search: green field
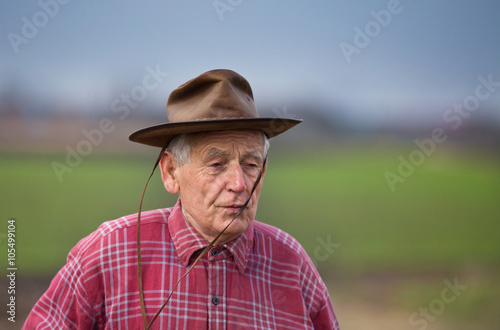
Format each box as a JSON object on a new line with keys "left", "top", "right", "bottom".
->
{"left": 2, "top": 145, "right": 499, "bottom": 328}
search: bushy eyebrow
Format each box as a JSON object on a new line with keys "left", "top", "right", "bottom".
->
{"left": 205, "top": 148, "right": 229, "bottom": 160}
{"left": 245, "top": 151, "right": 264, "bottom": 161}
{"left": 204, "top": 148, "right": 263, "bottom": 162}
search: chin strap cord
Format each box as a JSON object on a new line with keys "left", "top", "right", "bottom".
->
{"left": 137, "top": 150, "right": 267, "bottom": 330}
{"left": 137, "top": 147, "right": 166, "bottom": 329}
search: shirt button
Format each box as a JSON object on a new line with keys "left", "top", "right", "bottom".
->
{"left": 212, "top": 296, "right": 220, "bottom": 305}
{"left": 211, "top": 249, "right": 219, "bottom": 257}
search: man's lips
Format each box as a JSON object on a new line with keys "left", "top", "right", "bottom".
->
{"left": 221, "top": 204, "right": 245, "bottom": 212}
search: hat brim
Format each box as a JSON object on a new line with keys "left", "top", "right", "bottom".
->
{"left": 129, "top": 117, "right": 302, "bottom": 148}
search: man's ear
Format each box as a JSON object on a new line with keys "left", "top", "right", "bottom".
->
{"left": 159, "top": 151, "right": 180, "bottom": 194}
{"left": 258, "top": 157, "right": 268, "bottom": 185}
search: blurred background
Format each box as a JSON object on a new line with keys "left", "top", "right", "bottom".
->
{"left": 1, "top": 1, "right": 499, "bottom": 329}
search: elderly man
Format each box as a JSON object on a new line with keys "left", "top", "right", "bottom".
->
{"left": 24, "top": 69, "right": 339, "bottom": 329}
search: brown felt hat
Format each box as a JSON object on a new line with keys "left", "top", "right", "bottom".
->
{"left": 129, "top": 69, "right": 302, "bottom": 148}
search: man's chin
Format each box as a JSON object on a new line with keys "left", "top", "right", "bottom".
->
{"left": 218, "top": 217, "right": 251, "bottom": 234}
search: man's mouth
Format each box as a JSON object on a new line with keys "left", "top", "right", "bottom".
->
{"left": 223, "top": 204, "right": 245, "bottom": 213}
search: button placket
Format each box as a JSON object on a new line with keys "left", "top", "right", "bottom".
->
{"left": 208, "top": 249, "right": 226, "bottom": 329}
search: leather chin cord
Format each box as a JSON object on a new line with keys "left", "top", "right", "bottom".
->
{"left": 136, "top": 147, "right": 267, "bottom": 330}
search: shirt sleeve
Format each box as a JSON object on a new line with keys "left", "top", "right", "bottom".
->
{"left": 299, "top": 248, "right": 340, "bottom": 330}
{"left": 312, "top": 297, "right": 340, "bottom": 330}
{"left": 23, "top": 241, "right": 100, "bottom": 329}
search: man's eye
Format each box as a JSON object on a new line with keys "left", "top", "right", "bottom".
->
{"left": 210, "top": 162, "right": 223, "bottom": 168}
{"left": 244, "top": 163, "right": 259, "bottom": 169}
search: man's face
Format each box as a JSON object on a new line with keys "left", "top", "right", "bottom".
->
{"left": 162, "top": 130, "right": 266, "bottom": 245}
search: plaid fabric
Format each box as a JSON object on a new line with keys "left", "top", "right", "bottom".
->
{"left": 24, "top": 200, "right": 339, "bottom": 329}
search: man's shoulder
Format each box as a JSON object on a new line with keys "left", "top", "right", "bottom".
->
{"left": 251, "top": 220, "right": 325, "bottom": 284}
{"left": 97, "top": 208, "right": 173, "bottom": 235}
{"left": 252, "top": 220, "right": 308, "bottom": 260}
{"left": 70, "top": 208, "right": 173, "bottom": 259}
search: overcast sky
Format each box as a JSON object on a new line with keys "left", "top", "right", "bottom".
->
{"left": 1, "top": 0, "right": 499, "bottom": 127}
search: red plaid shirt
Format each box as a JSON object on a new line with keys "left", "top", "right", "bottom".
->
{"left": 24, "top": 200, "right": 339, "bottom": 329}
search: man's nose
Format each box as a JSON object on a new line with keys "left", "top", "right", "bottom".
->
{"left": 226, "top": 164, "right": 246, "bottom": 193}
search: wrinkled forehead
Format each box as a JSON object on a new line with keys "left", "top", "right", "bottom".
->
{"left": 188, "top": 130, "right": 266, "bottom": 158}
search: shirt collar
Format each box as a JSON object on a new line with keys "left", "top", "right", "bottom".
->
{"left": 168, "top": 199, "right": 254, "bottom": 274}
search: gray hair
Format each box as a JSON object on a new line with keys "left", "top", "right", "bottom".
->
{"left": 166, "top": 131, "right": 270, "bottom": 165}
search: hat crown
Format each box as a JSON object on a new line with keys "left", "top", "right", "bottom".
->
{"left": 129, "top": 69, "right": 302, "bottom": 148}
{"left": 167, "top": 69, "right": 259, "bottom": 123}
